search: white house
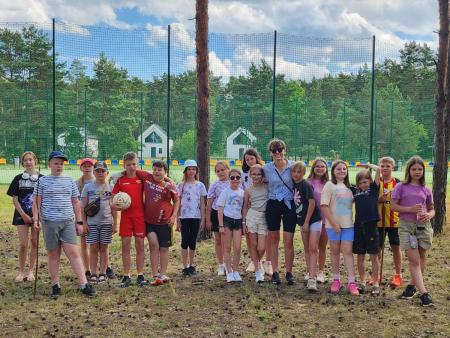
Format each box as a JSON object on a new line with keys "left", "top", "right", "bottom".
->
{"left": 57, "top": 127, "right": 99, "bottom": 157}
{"left": 226, "top": 127, "right": 257, "bottom": 160}
{"left": 138, "top": 123, "right": 173, "bottom": 159}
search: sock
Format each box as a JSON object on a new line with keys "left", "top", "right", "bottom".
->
{"left": 52, "top": 282, "right": 60, "bottom": 288}
{"left": 333, "top": 274, "right": 340, "bottom": 281}
{"left": 138, "top": 272, "right": 143, "bottom": 277}
{"left": 348, "top": 276, "right": 355, "bottom": 283}
{"left": 80, "top": 283, "right": 87, "bottom": 289}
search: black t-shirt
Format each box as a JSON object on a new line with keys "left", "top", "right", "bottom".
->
{"left": 293, "top": 180, "right": 321, "bottom": 225}
{"left": 7, "top": 172, "right": 43, "bottom": 225}
{"left": 351, "top": 182, "right": 380, "bottom": 225}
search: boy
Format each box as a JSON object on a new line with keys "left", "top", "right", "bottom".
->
{"left": 32, "top": 150, "right": 95, "bottom": 298}
{"left": 136, "top": 160, "right": 179, "bottom": 286}
{"left": 377, "top": 156, "right": 402, "bottom": 287}
{"left": 111, "top": 152, "right": 148, "bottom": 287}
{"left": 81, "top": 161, "right": 117, "bottom": 283}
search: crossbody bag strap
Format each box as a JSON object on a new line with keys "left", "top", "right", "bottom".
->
{"left": 274, "top": 166, "right": 292, "bottom": 192}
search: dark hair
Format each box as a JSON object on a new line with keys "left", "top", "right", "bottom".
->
{"left": 153, "top": 160, "right": 168, "bottom": 172}
{"left": 241, "top": 148, "right": 262, "bottom": 173}
{"left": 404, "top": 156, "right": 426, "bottom": 186}
{"left": 307, "top": 157, "right": 329, "bottom": 183}
{"left": 267, "top": 138, "right": 287, "bottom": 153}
{"left": 355, "top": 169, "right": 373, "bottom": 185}
{"left": 229, "top": 168, "right": 242, "bottom": 177}
{"left": 183, "top": 166, "right": 199, "bottom": 181}
{"left": 331, "top": 160, "right": 350, "bottom": 187}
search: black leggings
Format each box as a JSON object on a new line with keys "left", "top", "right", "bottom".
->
{"left": 180, "top": 218, "right": 201, "bottom": 250}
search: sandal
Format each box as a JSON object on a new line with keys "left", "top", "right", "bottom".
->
{"left": 89, "top": 274, "right": 98, "bottom": 284}
{"left": 98, "top": 274, "right": 107, "bottom": 284}
{"left": 372, "top": 286, "right": 381, "bottom": 296}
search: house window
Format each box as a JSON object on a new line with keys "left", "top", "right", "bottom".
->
{"left": 145, "top": 131, "right": 162, "bottom": 143}
{"left": 159, "top": 148, "right": 162, "bottom": 154}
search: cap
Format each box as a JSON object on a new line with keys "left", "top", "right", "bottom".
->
{"left": 184, "top": 159, "right": 198, "bottom": 169}
{"left": 80, "top": 158, "right": 95, "bottom": 167}
{"left": 94, "top": 161, "right": 108, "bottom": 171}
{"left": 48, "top": 150, "right": 68, "bottom": 162}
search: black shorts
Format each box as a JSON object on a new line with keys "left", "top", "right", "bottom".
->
{"left": 210, "top": 209, "right": 220, "bottom": 232}
{"left": 353, "top": 221, "right": 380, "bottom": 255}
{"left": 378, "top": 227, "right": 400, "bottom": 247}
{"left": 146, "top": 223, "right": 173, "bottom": 248}
{"left": 223, "top": 216, "right": 243, "bottom": 231}
{"left": 265, "top": 199, "right": 297, "bottom": 233}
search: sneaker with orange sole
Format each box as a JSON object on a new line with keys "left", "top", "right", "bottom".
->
{"left": 389, "top": 274, "right": 403, "bottom": 288}
{"left": 150, "top": 276, "right": 164, "bottom": 286}
{"left": 369, "top": 275, "right": 381, "bottom": 286}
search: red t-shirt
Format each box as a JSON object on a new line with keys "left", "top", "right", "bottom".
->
{"left": 112, "top": 176, "right": 144, "bottom": 217}
{"left": 138, "top": 172, "right": 178, "bottom": 225}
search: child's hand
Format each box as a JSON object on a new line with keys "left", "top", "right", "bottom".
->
{"left": 112, "top": 224, "right": 118, "bottom": 234}
{"left": 357, "top": 163, "right": 369, "bottom": 168}
{"left": 378, "top": 195, "right": 386, "bottom": 203}
{"left": 200, "top": 218, "right": 206, "bottom": 230}
{"left": 418, "top": 212, "right": 431, "bottom": 223}
{"left": 206, "top": 220, "right": 212, "bottom": 231}
{"left": 219, "top": 226, "right": 225, "bottom": 233}
{"left": 83, "top": 223, "right": 89, "bottom": 235}
{"left": 33, "top": 219, "right": 41, "bottom": 230}
{"left": 301, "top": 222, "right": 309, "bottom": 232}
{"left": 76, "top": 224, "right": 84, "bottom": 236}
{"left": 243, "top": 224, "right": 248, "bottom": 234}
{"left": 169, "top": 215, "right": 176, "bottom": 227}
{"left": 176, "top": 220, "right": 181, "bottom": 232}
{"left": 22, "top": 214, "right": 33, "bottom": 225}
{"left": 332, "top": 223, "right": 341, "bottom": 233}
{"left": 410, "top": 204, "right": 423, "bottom": 213}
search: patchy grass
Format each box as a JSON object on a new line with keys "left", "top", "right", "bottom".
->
{"left": 1, "top": 185, "right": 450, "bottom": 337}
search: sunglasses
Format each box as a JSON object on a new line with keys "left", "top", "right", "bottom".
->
{"left": 229, "top": 175, "right": 241, "bottom": 181}
{"left": 270, "top": 147, "right": 284, "bottom": 154}
{"left": 95, "top": 169, "right": 107, "bottom": 173}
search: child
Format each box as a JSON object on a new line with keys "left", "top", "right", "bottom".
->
{"left": 7, "top": 151, "right": 42, "bottom": 283}
{"left": 111, "top": 152, "right": 148, "bottom": 287}
{"left": 351, "top": 166, "right": 381, "bottom": 295}
{"left": 176, "top": 160, "right": 207, "bottom": 277}
{"left": 206, "top": 161, "right": 230, "bottom": 276}
{"left": 81, "top": 161, "right": 117, "bottom": 283}
{"left": 320, "top": 160, "right": 358, "bottom": 296}
{"left": 292, "top": 161, "right": 322, "bottom": 292}
{"left": 242, "top": 164, "right": 268, "bottom": 283}
{"left": 137, "top": 160, "right": 179, "bottom": 286}
{"left": 217, "top": 168, "right": 245, "bottom": 283}
{"left": 32, "top": 151, "right": 95, "bottom": 297}
{"left": 377, "top": 156, "right": 402, "bottom": 288}
{"left": 391, "top": 156, "right": 435, "bottom": 307}
{"left": 307, "top": 158, "right": 329, "bottom": 283}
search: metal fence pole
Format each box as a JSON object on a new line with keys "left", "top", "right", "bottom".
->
{"left": 294, "top": 98, "right": 298, "bottom": 160}
{"left": 389, "top": 100, "right": 394, "bottom": 155}
{"left": 140, "top": 92, "right": 144, "bottom": 168}
{"left": 271, "top": 30, "right": 277, "bottom": 139}
{"left": 369, "top": 35, "right": 376, "bottom": 163}
{"left": 24, "top": 86, "right": 29, "bottom": 152}
{"left": 52, "top": 18, "right": 56, "bottom": 151}
{"left": 342, "top": 99, "right": 346, "bottom": 160}
{"left": 166, "top": 24, "right": 171, "bottom": 173}
{"left": 84, "top": 87, "right": 87, "bottom": 158}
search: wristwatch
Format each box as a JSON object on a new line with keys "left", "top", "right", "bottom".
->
{"left": 76, "top": 221, "right": 83, "bottom": 225}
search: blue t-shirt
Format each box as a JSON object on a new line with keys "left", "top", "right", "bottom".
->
{"left": 351, "top": 182, "right": 380, "bottom": 225}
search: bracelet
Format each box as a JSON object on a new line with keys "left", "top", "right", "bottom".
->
{"left": 76, "top": 221, "right": 83, "bottom": 225}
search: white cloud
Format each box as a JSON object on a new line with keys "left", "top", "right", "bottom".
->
{"left": 146, "top": 22, "right": 194, "bottom": 49}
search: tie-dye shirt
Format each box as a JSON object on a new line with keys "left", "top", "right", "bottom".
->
{"left": 320, "top": 181, "right": 354, "bottom": 229}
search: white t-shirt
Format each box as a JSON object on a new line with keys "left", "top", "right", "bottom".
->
{"left": 207, "top": 180, "right": 230, "bottom": 210}
{"left": 240, "top": 171, "right": 252, "bottom": 190}
{"left": 176, "top": 181, "right": 207, "bottom": 219}
{"left": 216, "top": 187, "right": 244, "bottom": 220}
{"left": 320, "top": 181, "right": 354, "bottom": 229}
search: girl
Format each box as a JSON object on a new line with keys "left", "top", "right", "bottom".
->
{"left": 307, "top": 158, "right": 329, "bottom": 283}
{"left": 206, "top": 161, "right": 230, "bottom": 275}
{"left": 351, "top": 165, "right": 381, "bottom": 295}
{"left": 292, "top": 161, "right": 322, "bottom": 292}
{"left": 391, "top": 156, "right": 435, "bottom": 307}
{"left": 320, "top": 160, "right": 358, "bottom": 296}
{"left": 176, "top": 160, "right": 207, "bottom": 276}
{"left": 7, "top": 151, "right": 42, "bottom": 283}
{"left": 217, "top": 169, "right": 245, "bottom": 283}
{"left": 242, "top": 164, "right": 268, "bottom": 283}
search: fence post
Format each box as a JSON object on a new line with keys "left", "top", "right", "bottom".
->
{"left": 52, "top": 18, "right": 56, "bottom": 151}
{"left": 24, "top": 86, "right": 29, "bottom": 152}
{"left": 294, "top": 98, "right": 298, "bottom": 160}
{"left": 342, "top": 99, "right": 346, "bottom": 160}
{"left": 271, "top": 30, "right": 277, "bottom": 139}
{"left": 389, "top": 100, "right": 394, "bottom": 155}
{"left": 84, "top": 87, "right": 87, "bottom": 158}
{"left": 45, "top": 88, "right": 49, "bottom": 161}
{"left": 369, "top": 35, "right": 376, "bottom": 163}
{"left": 166, "top": 24, "right": 171, "bottom": 173}
{"left": 140, "top": 92, "right": 144, "bottom": 168}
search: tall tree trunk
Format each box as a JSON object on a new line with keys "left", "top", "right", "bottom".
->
{"left": 432, "top": 0, "right": 449, "bottom": 233}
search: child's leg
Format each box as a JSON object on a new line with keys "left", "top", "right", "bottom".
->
{"left": 392, "top": 244, "right": 402, "bottom": 275}
{"left": 189, "top": 220, "right": 200, "bottom": 267}
{"left": 121, "top": 237, "right": 132, "bottom": 275}
{"left": 248, "top": 233, "right": 259, "bottom": 269}
{"left": 17, "top": 225, "right": 29, "bottom": 275}
{"left": 48, "top": 246, "right": 62, "bottom": 285}
{"left": 180, "top": 219, "right": 189, "bottom": 267}
{"left": 257, "top": 234, "right": 266, "bottom": 263}
{"left": 267, "top": 230, "right": 280, "bottom": 272}
{"left": 28, "top": 225, "right": 39, "bottom": 274}
{"left": 62, "top": 243, "right": 88, "bottom": 285}
{"left": 160, "top": 247, "right": 169, "bottom": 275}
{"left": 213, "top": 232, "right": 224, "bottom": 265}
{"left": 318, "top": 225, "right": 328, "bottom": 272}
{"left": 329, "top": 241, "right": 341, "bottom": 278}
{"left": 406, "top": 248, "right": 427, "bottom": 294}
{"left": 341, "top": 241, "right": 356, "bottom": 282}
{"left": 99, "top": 244, "right": 108, "bottom": 275}
{"left": 89, "top": 243, "right": 99, "bottom": 276}
{"left": 147, "top": 232, "right": 160, "bottom": 276}
{"left": 369, "top": 254, "right": 380, "bottom": 287}
{"left": 232, "top": 229, "right": 242, "bottom": 271}
{"left": 222, "top": 228, "right": 233, "bottom": 272}
{"left": 80, "top": 236, "right": 89, "bottom": 272}
{"left": 135, "top": 236, "right": 145, "bottom": 275}
{"left": 357, "top": 254, "right": 366, "bottom": 284}
{"left": 283, "top": 231, "right": 294, "bottom": 273}
{"left": 301, "top": 229, "right": 310, "bottom": 274}
{"left": 418, "top": 247, "right": 427, "bottom": 274}
{"left": 308, "top": 230, "right": 321, "bottom": 279}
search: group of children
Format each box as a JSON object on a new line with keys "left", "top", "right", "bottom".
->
{"left": 7, "top": 144, "right": 436, "bottom": 306}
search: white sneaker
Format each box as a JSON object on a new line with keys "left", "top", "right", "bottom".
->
{"left": 218, "top": 264, "right": 226, "bottom": 276}
{"left": 233, "top": 271, "right": 242, "bottom": 282}
{"left": 255, "top": 270, "right": 264, "bottom": 283}
{"left": 316, "top": 271, "right": 327, "bottom": 283}
{"left": 246, "top": 261, "right": 255, "bottom": 272}
{"left": 226, "top": 272, "right": 235, "bottom": 283}
{"left": 307, "top": 278, "right": 318, "bottom": 292}
{"left": 304, "top": 272, "right": 310, "bottom": 281}
{"left": 160, "top": 275, "right": 171, "bottom": 283}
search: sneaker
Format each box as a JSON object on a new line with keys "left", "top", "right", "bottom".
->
{"left": 98, "top": 274, "right": 107, "bottom": 284}
{"left": 160, "top": 275, "right": 171, "bottom": 283}
{"left": 246, "top": 261, "right": 255, "bottom": 273}
{"left": 120, "top": 275, "right": 132, "bottom": 288}
{"left": 188, "top": 266, "right": 197, "bottom": 276}
{"left": 217, "top": 264, "right": 226, "bottom": 276}
{"left": 307, "top": 278, "right": 318, "bottom": 292}
{"left": 369, "top": 275, "right": 381, "bottom": 286}
{"left": 136, "top": 274, "right": 149, "bottom": 286}
{"left": 51, "top": 284, "right": 61, "bottom": 298}
{"left": 371, "top": 285, "right": 381, "bottom": 296}
{"left": 420, "top": 293, "right": 434, "bottom": 307}
{"left": 89, "top": 274, "right": 98, "bottom": 284}
{"left": 263, "top": 261, "right": 273, "bottom": 276}
{"left": 25, "top": 271, "right": 35, "bottom": 282}
{"left": 400, "top": 285, "right": 417, "bottom": 299}
{"left": 233, "top": 271, "right": 242, "bottom": 282}
{"left": 330, "top": 279, "right": 341, "bottom": 294}
{"left": 271, "top": 272, "right": 281, "bottom": 285}
{"left": 316, "top": 271, "right": 327, "bottom": 284}
{"left": 106, "top": 266, "right": 116, "bottom": 279}
{"left": 227, "top": 272, "right": 236, "bottom": 283}
{"left": 389, "top": 274, "right": 403, "bottom": 288}
{"left": 150, "top": 276, "right": 164, "bottom": 286}
{"left": 286, "top": 272, "right": 295, "bottom": 286}
{"left": 182, "top": 267, "right": 190, "bottom": 277}
{"left": 304, "top": 272, "right": 310, "bottom": 282}
{"left": 357, "top": 283, "right": 366, "bottom": 294}
{"left": 15, "top": 272, "right": 25, "bottom": 283}
{"left": 85, "top": 270, "right": 92, "bottom": 279}
{"left": 255, "top": 270, "right": 264, "bottom": 283}
{"left": 81, "top": 284, "right": 96, "bottom": 297}
{"left": 347, "top": 282, "right": 360, "bottom": 296}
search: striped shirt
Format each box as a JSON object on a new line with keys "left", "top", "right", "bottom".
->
{"left": 263, "top": 160, "right": 294, "bottom": 209}
{"left": 33, "top": 175, "right": 79, "bottom": 221}
{"left": 377, "top": 178, "right": 399, "bottom": 228}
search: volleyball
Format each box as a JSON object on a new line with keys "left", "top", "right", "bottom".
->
{"left": 112, "top": 192, "right": 131, "bottom": 210}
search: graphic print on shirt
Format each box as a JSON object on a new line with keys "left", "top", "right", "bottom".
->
{"left": 334, "top": 188, "right": 353, "bottom": 216}
{"left": 293, "top": 188, "right": 303, "bottom": 215}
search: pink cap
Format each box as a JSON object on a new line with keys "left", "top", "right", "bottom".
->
{"left": 80, "top": 158, "right": 95, "bottom": 167}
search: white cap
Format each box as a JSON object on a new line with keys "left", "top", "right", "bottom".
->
{"left": 184, "top": 159, "right": 198, "bottom": 169}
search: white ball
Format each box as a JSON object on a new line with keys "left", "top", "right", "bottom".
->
{"left": 112, "top": 192, "right": 131, "bottom": 210}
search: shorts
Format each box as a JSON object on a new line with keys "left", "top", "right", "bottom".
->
{"left": 180, "top": 218, "right": 200, "bottom": 250}
{"left": 300, "top": 220, "right": 322, "bottom": 232}
{"left": 265, "top": 199, "right": 297, "bottom": 233}
{"left": 398, "top": 220, "right": 433, "bottom": 251}
{"left": 246, "top": 209, "right": 268, "bottom": 235}
{"left": 120, "top": 215, "right": 145, "bottom": 238}
{"left": 378, "top": 227, "right": 400, "bottom": 247}
{"left": 326, "top": 227, "right": 354, "bottom": 242}
{"left": 146, "top": 223, "right": 173, "bottom": 248}
{"left": 86, "top": 224, "right": 113, "bottom": 245}
{"left": 353, "top": 221, "right": 380, "bottom": 255}
{"left": 210, "top": 209, "right": 220, "bottom": 232}
{"left": 41, "top": 218, "right": 77, "bottom": 251}
{"left": 223, "top": 216, "right": 243, "bottom": 231}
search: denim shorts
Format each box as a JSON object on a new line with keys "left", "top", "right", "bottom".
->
{"left": 326, "top": 227, "right": 354, "bottom": 242}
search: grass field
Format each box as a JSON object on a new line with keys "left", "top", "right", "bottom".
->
{"left": 1, "top": 171, "right": 450, "bottom": 337}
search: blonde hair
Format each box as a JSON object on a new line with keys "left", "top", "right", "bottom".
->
{"left": 355, "top": 169, "right": 373, "bottom": 185}
{"left": 379, "top": 156, "right": 395, "bottom": 167}
{"left": 123, "top": 152, "right": 138, "bottom": 162}
{"left": 215, "top": 160, "right": 230, "bottom": 172}
{"left": 249, "top": 164, "right": 263, "bottom": 175}
{"left": 292, "top": 161, "right": 306, "bottom": 174}
{"left": 21, "top": 151, "right": 38, "bottom": 166}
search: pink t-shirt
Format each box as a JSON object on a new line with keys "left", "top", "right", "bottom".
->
{"left": 309, "top": 178, "right": 326, "bottom": 209}
{"left": 391, "top": 183, "right": 433, "bottom": 221}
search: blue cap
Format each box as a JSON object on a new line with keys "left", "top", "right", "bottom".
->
{"left": 184, "top": 159, "right": 198, "bottom": 169}
{"left": 48, "top": 150, "right": 68, "bottom": 161}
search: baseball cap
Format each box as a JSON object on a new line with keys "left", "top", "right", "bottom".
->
{"left": 80, "top": 158, "right": 95, "bottom": 167}
{"left": 184, "top": 159, "right": 198, "bottom": 169}
{"left": 48, "top": 150, "right": 68, "bottom": 162}
{"left": 94, "top": 161, "right": 108, "bottom": 171}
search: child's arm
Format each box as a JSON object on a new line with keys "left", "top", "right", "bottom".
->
{"left": 390, "top": 199, "right": 422, "bottom": 214}
{"left": 242, "top": 189, "right": 250, "bottom": 234}
{"left": 112, "top": 208, "right": 118, "bottom": 234}
{"left": 206, "top": 198, "right": 213, "bottom": 231}
{"left": 218, "top": 206, "right": 225, "bottom": 233}
{"left": 81, "top": 196, "right": 89, "bottom": 234}
{"left": 72, "top": 197, "right": 84, "bottom": 236}
{"left": 32, "top": 195, "right": 42, "bottom": 230}
{"left": 320, "top": 205, "right": 340, "bottom": 233}
{"left": 170, "top": 194, "right": 180, "bottom": 227}
{"left": 302, "top": 198, "right": 316, "bottom": 231}
{"left": 200, "top": 196, "right": 206, "bottom": 230}
{"left": 357, "top": 162, "right": 381, "bottom": 185}
{"left": 12, "top": 196, "right": 33, "bottom": 224}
